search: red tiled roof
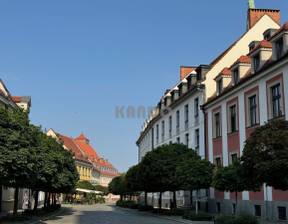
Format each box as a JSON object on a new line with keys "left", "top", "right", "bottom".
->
{"left": 57, "top": 133, "right": 91, "bottom": 164}
{"left": 270, "top": 22, "right": 288, "bottom": 40}
{"left": 10, "top": 96, "right": 22, "bottom": 103}
{"left": 75, "top": 140, "right": 99, "bottom": 159}
{"left": 100, "top": 171, "right": 120, "bottom": 177}
{"left": 214, "top": 67, "right": 231, "bottom": 80}
{"left": 75, "top": 134, "right": 88, "bottom": 140}
{"left": 248, "top": 40, "right": 272, "bottom": 55}
{"left": 230, "top": 55, "right": 251, "bottom": 68}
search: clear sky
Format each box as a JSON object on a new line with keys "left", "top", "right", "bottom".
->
{"left": 0, "top": 0, "right": 287, "bottom": 173}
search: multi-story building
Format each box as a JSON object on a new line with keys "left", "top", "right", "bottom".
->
{"left": 136, "top": 1, "right": 287, "bottom": 220}
{"left": 203, "top": 22, "right": 288, "bottom": 221}
{"left": 47, "top": 130, "right": 119, "bottom": 188}
{"left": 0, "top": 79, "right": 36, "bottom": 212}
{"left": 46, "top": 129, "right": 101, "bottom": 185}
{"left": 74, "top": 134, "right": 120, "bottom": 187}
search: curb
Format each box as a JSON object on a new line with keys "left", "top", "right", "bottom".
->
{"left": 115, "top": 206, "right": 213, "bottom": 224}
{"left": 28, "top": 206, "right": 68, "bottom": 224}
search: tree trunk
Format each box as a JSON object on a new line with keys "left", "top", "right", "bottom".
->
{"left": 158, "top": 192, "right": 162, "bottom": 211}
{"left": 235, "top": 191, "right": 238, "bottom": 217}
{"left": 196, "top": 197, "right": 198, "bottom": 214}
{"left": 120, "top": 195, "right": 123, "bottom": 201}
{"left": 34, "top": 191, "right": 39, "bottom": 211}
{"left": 173, "top": 191, "right": 177, "bottom": 209}
{"left": 0, "top": 184, "right": 2, "bottom": 212}
{"left": 144, "top": 192, "right": 147, "bottom": 206}
{"left": 47, "top": 193, "right": 51, "bottom": 207}
{"left": 129, "top": 195, "right": 132, "bottom": 201}
{"left": 54, "top": 194, "right": 56, "bottom": 205}
{"left": 190, "top": 190, "right": 193, "bottom": 206}
{"left": 13, "top": 187, "right": 19, "bottom": 215}
{"left": 44, "top": 192, "right": 47, "bottom": 208}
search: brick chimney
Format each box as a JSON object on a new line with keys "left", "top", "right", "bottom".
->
{"left": 247, "top": 9, "right": 280, "bottom": 30}
{"left": 180, "top": 66, "right": 197, "bottom": 81}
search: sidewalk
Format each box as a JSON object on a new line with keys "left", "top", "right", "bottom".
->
{"left": 0, "top": 205, "right": 66, "bottom": 224}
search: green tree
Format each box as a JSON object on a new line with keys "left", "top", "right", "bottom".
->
{"left": 0, "top": 108, "right": 35, "bottom": 215}
{"left": 94, "top": 185, "right": 109, "bottom": 195}
{"left": 241, "top": 120, "right": 288, "bottom": 190}
{"left": 140, "top": 144, "right": 199, "bottom": 210}
{"left": 176, "top": 158, "right": 214, "bottom": 213}
{"left": 77, "top": 180, "right": 95, "bottom": 190}
{"left": 212, "top": 160, "right": 259, "bottom": 215}
{"left": 108, "top": 173, "right": 127, "bottom": 201}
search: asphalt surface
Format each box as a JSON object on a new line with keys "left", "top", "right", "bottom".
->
{"left": 31, "top": 203, "right": 201, "bottom": 224}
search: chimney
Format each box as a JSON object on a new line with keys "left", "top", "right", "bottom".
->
{"left": 247, "top": 9, "right": 280, "bottom": 30}
{"left": 180, "top": 66, "right": 197, "bottom": 81}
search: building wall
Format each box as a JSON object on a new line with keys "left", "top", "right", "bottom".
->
{"left": 76, "top": 163, "right": 92, "bottom": 182}
{"left": 203, "top": 14, "right": 280, "bottom": 99}
{"left": 206, "top": 54, "right": 288, "bottom": 221}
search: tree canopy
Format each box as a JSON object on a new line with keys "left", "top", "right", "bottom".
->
{"left": 177, "top": 158, "right": 215, "bottom": 191}
{"left": 241, "top": 120, "right": 288, "bottom": 190}
{"left": 140, "top": 144, "right": 199, "bottom": 193}
{"left": 0, "top": 107, "right": 79, "bottom": 213}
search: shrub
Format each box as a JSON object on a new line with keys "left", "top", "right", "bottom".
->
{"left": 215, "top": 212, "right": 259, "bottom": 224}
{"left": 116, "top": 200, "right": 137, "bottom": 208}
{"left": 215, "top": 215, "right": 236, "bottom": 224}
{"left": 182, "top": 211, "right": 213, "bottom": 221}
{"left": 97, "top": 196, "right": 106, "bottom": 204}
{"left": 234, "top": 212, "right": 259, "bottom": 224}
{"left": 165, "top": 208, "right": 185, "bottom": 216}
{"left": 138, "top": 204, "right": 154, "bottom": 211}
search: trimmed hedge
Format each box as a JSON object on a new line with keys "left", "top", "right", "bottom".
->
{"left": 138, "top": 204, "right": 154, "bottom": 211}
{"left": 215, "top": 212, "right": 259, "bottom": 224}
{"left": 182, "top": 211, "right": 214, "bottom": 221}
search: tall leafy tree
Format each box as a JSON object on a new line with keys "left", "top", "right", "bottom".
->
{"left": 108, "top": 173, "right": 127, "bottom": 201}
{"left": 140, "top": 144, "right": 199, "bottom": 209}
{"left": 241, "top": 120, "right": 288, "bottom": 190}
{"left": 94, "top": 185, "right": 109, "bottom": 195}
{"left": 77, "top": 180, "right": 95, "bottom": 190}
{"left": 0, "top": 108, "right": 35, "bottom": 215}
{"left": 176, "top": 158, "right": 214, "bottom": 213}
{"left": 212, "top": 160, "right": 260, "bottom": 215}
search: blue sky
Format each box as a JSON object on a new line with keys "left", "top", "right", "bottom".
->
{"left": 0, "top": 0, "right": 287, "bottom": 173}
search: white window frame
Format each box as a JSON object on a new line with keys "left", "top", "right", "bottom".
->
{"left": 227, "top": 101, "right": 238, "bottom": 134}
{"left": 213, "top": 110, "right": 221, "bottom": 138}
{"left": 267, "top": 75, "right": 285, "bottom": 120}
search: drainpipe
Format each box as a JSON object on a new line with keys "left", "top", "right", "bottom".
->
{"left": 198, "top": 84, "right": 207, "bottom": 159}
{"left": 0, "top": 184, "right": 2, "bottom": 212}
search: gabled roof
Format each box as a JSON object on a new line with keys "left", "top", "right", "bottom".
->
{"left": 75, "top": 134, "right": 88, "bottom": 140}
{"left": 230, "top": 56, "right": 251, "bottom": 69}
{"left": 75, "top": 140, "right": 99, "bottom": 159}
{"left": 56, "top": 133, "right": 91, "bottom": 165}
{"left": 10, "top": 96, "right": 22, "bottom": 103}
{"left": 214, "top": 67, "right": 231, "bottom": 81}
{"left": 269, "top": 22, "right": 288, "bottom": 40}
{"left": 248, "top": 40, "right": 272, "bottom": 55}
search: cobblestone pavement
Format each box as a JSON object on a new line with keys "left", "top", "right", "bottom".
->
{"left": 30, "top": 203, "right": 206, "bottom": 224}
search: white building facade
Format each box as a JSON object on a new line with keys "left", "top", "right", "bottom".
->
{"left": 136, "top": 2, "right": 287, "bottom": 219}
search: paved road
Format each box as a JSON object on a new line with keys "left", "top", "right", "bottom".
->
{"left": 36, "top": 203, "right": 194, "bottom": 224}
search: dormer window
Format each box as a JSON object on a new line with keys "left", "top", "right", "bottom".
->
{"left": 233, "top": 69, "right": 239, "bottom": 85}
{"left": 263, "top": 29, "right": 278, "bottom": 40}
{"left": 187, "top": 76, "right": 191, "bottom": 90}
{"left": 275, "top": 37, "right": 284, "bottom": 60}
{"left": 179, "top": 85, "right": 182, "bottom": 96}
{"left": 254, "top": 53, "right": 260, "bottom": 72}
{"left": 217, "top": 79, "right": 223, "bottom": 95}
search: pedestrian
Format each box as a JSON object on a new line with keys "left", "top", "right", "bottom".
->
{"left": 22, "top": 193, "right": 29, "bottom": 210}
{"left": 59, "top": 195, "right": 62, "bottom": 205}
